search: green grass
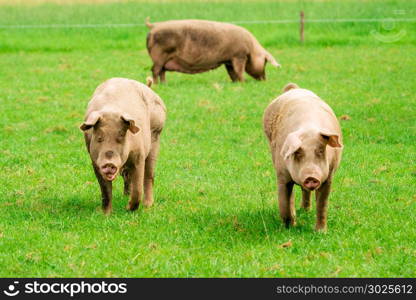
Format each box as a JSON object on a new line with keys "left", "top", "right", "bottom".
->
{"left": 0, "top": 0, "right": 415, "bottom": 277}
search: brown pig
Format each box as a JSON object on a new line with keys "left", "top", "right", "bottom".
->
{"left": 80, "top": 78, "right": 166, "bottom": 214}
{"left": 263, "top": 83, "right": 343, "bottom": 231}
{"left": 145, "top": 18, "right": 280, "bottom": 83}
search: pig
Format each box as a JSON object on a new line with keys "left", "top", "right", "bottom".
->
{"left": 80, "top": 78, "right": 166, "bottom": 214}
{"left": 263, "top": 83, "right": 343, "bottom": 231}
{"left": 145, "top": 18, "right": 280, "bottom": 83}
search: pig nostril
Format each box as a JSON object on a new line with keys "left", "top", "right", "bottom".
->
{"left": 105, "top": 151, "right": 114, "bottom": 158}
{"left": 304, "top": 177, "right": 320, "bottom": 190}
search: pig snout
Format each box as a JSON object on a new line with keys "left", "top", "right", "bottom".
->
{"left": 105, "top": 151, "right": 114, "bottom": 158}
{"left": 303, "top": 177, "right": 320, "bottom": 191}
{"left": 101, "top": 163, "right": 118, "bottom": 181}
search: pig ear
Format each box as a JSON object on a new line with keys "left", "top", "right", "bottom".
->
{"left": 320, "top": 131, "right": 343, "bottom": 148}
{"left": 80, "top": 111, "right": 101, "bottom": 131}
{"left": 280, "top": 132, "right": 302, "bottom": 160}
{"left": 121, "top": 115, "right": 140, "bottom": 134}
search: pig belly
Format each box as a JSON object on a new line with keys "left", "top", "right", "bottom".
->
{"left": 164, "top": 59, "right": 221, "bottom": 74}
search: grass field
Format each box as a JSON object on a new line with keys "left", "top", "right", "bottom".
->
{"left": 0, "top": 0, "right": 415, "bottom": 277}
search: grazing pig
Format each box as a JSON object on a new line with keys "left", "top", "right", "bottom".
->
{"left": 263, "top": 83, "right": 343, "bottom": 231}
{"left": 80, "top": 78, "right": 166, "bottom": 214}
{"left": 145, "top": 18, "right": 280, "bottom": 83}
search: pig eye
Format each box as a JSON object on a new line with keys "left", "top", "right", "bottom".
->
{"left": 116, "top": 131, "right": 126, "bottom": 143}
{"left": 97, "top": 137, "right": 104, "bottom": 143}
{"left": 315, "top": 148, "right": 325, "bottom": 157}
{"left": 293, "top": 149, "right": 303, "bottom": 160}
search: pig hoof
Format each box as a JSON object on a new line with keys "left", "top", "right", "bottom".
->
{"left": 315, "top": 225, "right": 327, "bottom": 233}
{"left": 301, "top": 205, "right": 312, "bottom": 212}
{"left": 143, "top": 202, "right": 153, "bottom": 208}
{"left": 283, "top": 218, "right": 296, "bottom": 228}
{"left": 143, "top": 198, "right": 154, "bottom": 208}
{"left": 103, "top": 207, "right": 112, "bottom": 215}
{"left": 126, "top": 202, "right": 139, "bottom": 211}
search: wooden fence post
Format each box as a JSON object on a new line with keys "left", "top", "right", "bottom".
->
{"left": 300, "top": 11, "right": 305, "bottom": 44}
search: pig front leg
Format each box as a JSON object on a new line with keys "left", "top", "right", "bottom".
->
{"left": 225, "top": 63, "right": 239, "bottom": 82}
{"left": 93, "top": 165, "right": 112, "bottom": 215}
{"left": 278, "top": 181, "right": 296, "bottom": 227}
{"left": 315, "top": 180, "right": 331, "bottom": 232}
{"left": 231, "top": 56, "right": 247, "bottom": 82}
{"left": 301, "top": 188, "right": 312, "bottom": 211}
{"left": 127, "top": 157, "right": 145, "bottom": 211}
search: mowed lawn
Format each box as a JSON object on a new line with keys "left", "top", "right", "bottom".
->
{"left": 0, "top": 0, "right": 415, "bottom": 277}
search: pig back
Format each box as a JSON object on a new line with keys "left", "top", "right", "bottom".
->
{"left": 150, "top": 20, "right": 254, "bottom": 64}
{"left": 139, "top": 84, "right": 166, "bottom": 135}
{"left": 86, "top": 78, "right": 153, "bottom": 135}
{"left": 264, "top": 89, "right": 342, "bottom": 150}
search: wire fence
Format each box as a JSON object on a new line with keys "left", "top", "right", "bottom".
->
{"left": 0, "top": 18, "right": 415, "bottom": 29}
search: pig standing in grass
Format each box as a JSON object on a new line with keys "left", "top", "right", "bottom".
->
{"left": 263, "top": 83, "right": 343, "bottom": 231}
{"left": 145, "top": 18, "right": 280, "bottom": 83}
{"left": 80, "top": 78, "right": 166, "bottom": 214}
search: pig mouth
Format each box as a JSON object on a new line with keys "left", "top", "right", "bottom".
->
{"left": 101, "top": 163, "right": 118, "bottom": 182}
{"left": 302, "top": 185, "right": 320, "bottom": 191}
{"left": 103, "top": 173, "right": 117, "bottom": 181}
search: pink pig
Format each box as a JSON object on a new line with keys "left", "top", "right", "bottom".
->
{"left": 263, "top": 83, "right": 343, "bottom": 231}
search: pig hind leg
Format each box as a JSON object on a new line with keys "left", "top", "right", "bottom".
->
{"left": 151, "top": 63, "right": 165, "bottom": 84}
{"left": 150, "top": 48, "right": 169, "bottom": 84}
{"left": 159, "top": 68, "right": 166, "bottom": 83}
{"left": 143, "top": 135, "right": 161, "bottom": 207}
{"left": 152, "top": 63, "right": 169, "bottom": 84}
{"left": 122, "top": 169, "right": 131, "bottom": 196}
{"left": 278, "top": 181, "right": 296, "bottom": 227}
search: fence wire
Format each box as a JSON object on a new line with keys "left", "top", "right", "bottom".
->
{"left": 0, "top": 18, "right": 415, "bottom": 29}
